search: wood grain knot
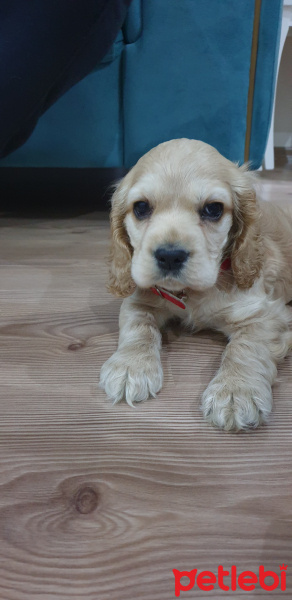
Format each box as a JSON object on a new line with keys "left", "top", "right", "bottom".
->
{"left": 67, "top": 342, "right": 84, "bottom": 351}
{"left": 74, "top": 487, "right": 99, "bottom": 514}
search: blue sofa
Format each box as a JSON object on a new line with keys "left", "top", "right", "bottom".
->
{"left": 0, "top": 0, "right": 283, "bottom": 171}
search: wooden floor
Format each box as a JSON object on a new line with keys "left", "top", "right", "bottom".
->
{"left": 1, "top": 167, "right": 292, "bottom": 599}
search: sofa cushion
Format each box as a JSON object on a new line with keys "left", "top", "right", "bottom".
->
{"left": 122, "top": 0, "right": 282, "bottom": 169}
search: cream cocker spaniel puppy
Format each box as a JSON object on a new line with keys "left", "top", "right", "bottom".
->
{"left": 100, "top": 139, "right": 292, "bottom": 431}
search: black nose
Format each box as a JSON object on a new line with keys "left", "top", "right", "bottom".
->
{"left": 154, "top": 245, "right": 189, "bottom": 273}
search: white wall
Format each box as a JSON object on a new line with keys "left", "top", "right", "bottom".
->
{"left": 274, "top": 33, "right": 292, "bottom": 148}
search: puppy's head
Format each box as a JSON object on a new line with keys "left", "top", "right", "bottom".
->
{"left": 108, "top": 139, "right": 262, "bottom": 297}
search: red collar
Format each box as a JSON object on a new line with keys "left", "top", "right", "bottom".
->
{"left": 220, "top": 257, "right": 231, "bottom": 271}
{"left": 150, "top": 286, "right": 187, "bottom": 309}
{"left": 150, "top": 257, "right": 231, "bottom": 309}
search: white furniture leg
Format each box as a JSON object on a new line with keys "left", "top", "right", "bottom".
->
{"left": 263, "top": 2, "right": 292, "bottom": 169}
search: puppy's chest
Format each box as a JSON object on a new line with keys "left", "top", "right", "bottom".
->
{"left": 169, "top": 273, "right": 235, "bottom": 330}
{"left": 185, "top": 299, "right": 222, "bottom": 331}
{"left": 168, "top": 288, "right": 228, "bottom": 331}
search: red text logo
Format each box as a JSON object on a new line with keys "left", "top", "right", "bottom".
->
{"left": 173, "top": 565, "right": 287, "bottom": 596}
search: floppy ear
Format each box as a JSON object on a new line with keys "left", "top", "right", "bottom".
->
{"left": 227, "top": 166, "right": 263, "bottom": 289}
{"left": 108, "top": 180, "right": 136, "bottom": 298}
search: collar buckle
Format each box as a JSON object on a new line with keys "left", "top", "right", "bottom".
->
{"left": 150, "top": 286, "right": 187, "bottom": 309}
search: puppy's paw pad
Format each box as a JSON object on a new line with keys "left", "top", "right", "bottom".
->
{"left": 100, "top": 351, "right": 163, "bottom": 406}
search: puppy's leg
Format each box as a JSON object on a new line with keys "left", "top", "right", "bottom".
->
{"left": 201, "top": 300, "right": 292, "bottom": 431}
{"left": 100, "top": 297, "right": 165, "bottom": 406}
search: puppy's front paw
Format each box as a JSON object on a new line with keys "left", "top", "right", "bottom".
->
{"left": 99, "top": 350, "right": 163, "bottom": 406}
{"left": 201, "top": 375, "right": 272, "bottom": 431}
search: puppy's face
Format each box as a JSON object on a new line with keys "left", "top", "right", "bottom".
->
{"left": 109, "top": 139, "right": 261, "bottom": 296}
{"left": 125, "top": 157, "right": 233, "bottom": 292}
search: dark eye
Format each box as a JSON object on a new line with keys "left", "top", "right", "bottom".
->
{"left": 133, "top": 200, "right": 152, "bottom": 220}
{"left": 200, "top": 202, "right": 224, "bottom": 221}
